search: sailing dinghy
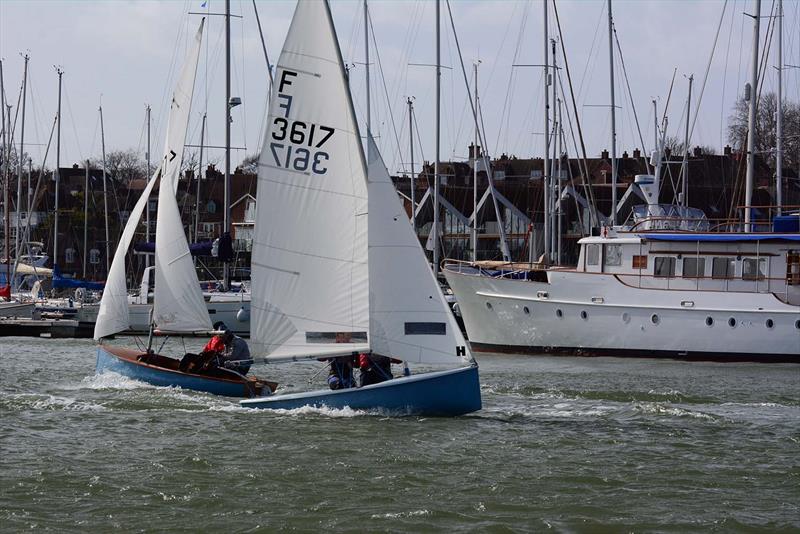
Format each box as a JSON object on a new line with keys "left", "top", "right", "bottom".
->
{"left": 240, "top": 0, "right": 481, "bottom": 416}
{"left": 93, "top": 19, "right": 275, "bottom": 398}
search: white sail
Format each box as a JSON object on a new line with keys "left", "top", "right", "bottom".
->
{"left": 152, "top": 19, "right": 210, "bottom": 332}
{"left": 93, "top": 171, "right": 159, "bottom": 340}
{"left": 367, "top": 137, "right": 471, "bottom": 365}
{"left": 251, "top": 0, "right": 370, "bottom": 360}
{"left": 94, "top": 19, "right": 206, "bottom": 339}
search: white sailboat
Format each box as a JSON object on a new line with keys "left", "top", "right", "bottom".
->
{"left": 94, "top": 19, "right": 275, "bottom": 397}
{"left": 241, "top": 0, "right": 480, "bottom": 415}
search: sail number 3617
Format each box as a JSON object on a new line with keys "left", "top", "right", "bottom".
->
{"left": 270, "top": 119, "right": 332, "bottom": 175}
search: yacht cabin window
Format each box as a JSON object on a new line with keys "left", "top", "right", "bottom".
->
{"left": 654, "top": 257, "right": 676, "bottom": 278}
{"left": 742, "top": 258, "right": 766, "bottom": 280}
{"left": 712, "top": 257, "right": 735, "bottom": 279}
{"left": 586, "top": 244, "right": 600, "bottom": 266}
{"left": 682, "top": 257, "right": 705, "bottom": 278}
{"left": 604, "top": 245, "right": 622, "bottom": 266}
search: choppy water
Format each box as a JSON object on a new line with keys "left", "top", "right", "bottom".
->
{"left": 1, "top": 336, "right": 798, "bottom": 532}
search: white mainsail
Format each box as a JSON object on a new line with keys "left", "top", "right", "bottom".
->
{"left": 251, "top": 0, "right": 369, "bottom": 360}
{"left": 367, "top": 137, "right": 471, "bottom": 365}
{"left": 93, "top": 19, "right": 206, "bottom": 339}
{"left": 152, "top": 18, "right": 210, "bottom": 332}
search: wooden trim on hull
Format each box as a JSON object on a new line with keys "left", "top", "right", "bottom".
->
{"left": 469, "top": 342, "right": 800, "bottom": 363}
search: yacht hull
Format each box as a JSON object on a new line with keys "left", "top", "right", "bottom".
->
{"left": 240, "top": 365, "right": 481, "bottom": 416}
{"left": 445, "top": 267, "right": 800, "bottom": 362}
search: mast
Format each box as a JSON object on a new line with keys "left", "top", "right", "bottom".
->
{"left": 364, "top": 0, "right": 370, "bottom": 137}
{"left": 607, "top": 0, "right": 618, "bottom": 225}
{"left": 408, "top": 97, "right": 415, "bottom": 231}
{"left": 1, "top": 61, "right": 8, "bottom": 291}
{"left": 433, "top": 0, "right": 441, "bottom": 277}
{"left": 550, "top": 38, "right": 557, "bottom": 261}
{"left": 145, "top": 104, "right": 151, "bottom": 271}
{"left": 194, "top": 112, "right": 206, "bottom": 246}
{"left": 681, "top": 74, "right": 693, "bottom": 207}
{"left": 15, "top": 54, "right": 29, "bottom": 273}
{"left": 775, "top": 0, "right": 783, "bottom": 215}
{"left": 223, "top": 0, "right": 232, "bottom": 290}
{"left": 557, "top": 99, "right": 563, "bottom": 264}
{"left": 542, "top": 0, "right": 550, "bottom": 265}
{"left": 83, "top": 160, "right": 89, "bottom": 279}
{"left": 54, "top": 67, "right": 62, "bottom": 271}
{"left": 744, "top": 0, "right": 761, "bottom": 231}
{"left": 471, "top": 62, "right": 478, "bottom": 263}
{"left": 99, "top": 105, "right": 111, "bottom": 274}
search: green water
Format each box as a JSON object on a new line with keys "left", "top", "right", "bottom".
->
{"left": 1, "top": 337, "right": 798, "bottom": 532}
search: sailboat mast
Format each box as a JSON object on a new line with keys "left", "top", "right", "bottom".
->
{"left": 99, "top": 105, "right": 110, "bottom": 274}
{"left": 681, "top": 75, "right": 693, "bottom": 207}
{"left": 472, "top": 62, "right": 478, "bottom": 263}
{"left": 16, "top": 54, "right": 29, "bottom": 273}
{"left": 776, "top": 0, "right": 783, "bottom": 215}
{"left": 1, "top": 61, "right": 8, "bottom": 289}
{"left": 542, "top": 0, "right": 550, "bottom": 265}
{"left": 550, "top": 38, "right": 557, "bottom": 261}
{"left": 364, "top": 0, "right": 370, "bottom": 137}
{"left": 607, "top": 0, "right": 617, "bottom": 226}
{"left": 433, "top": 0, "right": 441, "bottom": 277}
{"left": 195, "top": 112, "right": 206, "bottom": 246}
{"left": 408, "top": 97, "right": 415, "bottom": 231}
{"left": 83, "top": 160, "right": 89, "bottom": 279}
{"left": 223, "top": 0, "right": 232, "bottom": 290}
{"left": 54, "top": 67, "right": 62, "bottom": 271}
{"left": 744, "top": 0, "right": 761, "bottom": 231}
{"left": 145, "top": 104, "right": 151, "bottom": 271}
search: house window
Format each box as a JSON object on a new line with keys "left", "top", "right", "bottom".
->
{"left": 654, "top": 257, "right": 676, "bottom": 278}
{"left": 586, "top": 244, "right": 600, "bottom": 266}
{"left": 604, "top": 244, "right": 622, "bottom": 266}
{"left": 89, "top": 248, "right": 101, "bottom": 265}
{"left": 207, "top": 200, "right": 217, "bottom": 214}
{"left": 65, "top": 248, "right": 76, "bottom": 264}
{"left": 682, "top": 257, "right": 705, "bottom": 278}
{"left": 632, "top": 255, "right": 648, "bottom": 269}
{"left": 742, "top": 258, "right": 766, "bottom": 280}
{"left": 148, "top": 199, "right": 157, "bottom": 213}
{"left": 712, "top": 257, "right": 735, "bottom": 279}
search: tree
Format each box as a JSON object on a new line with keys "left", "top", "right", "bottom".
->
{"left": 728, "top": 92, "right": 800, "bottom": 173}
{"left": 239, "top": 153, "right": 259, "bottom": 174}
{"left": 91, "top": 149, "right": 147, "bottom": 185}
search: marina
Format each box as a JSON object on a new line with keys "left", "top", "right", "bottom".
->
{"left": 1, "top": 0, "right": 799, "bottom": 529}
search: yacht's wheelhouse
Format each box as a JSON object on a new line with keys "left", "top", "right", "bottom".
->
{"left": 576, "top": 231, "right": 800, "bottom": 304}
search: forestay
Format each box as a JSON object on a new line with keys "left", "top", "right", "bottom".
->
{"left": 367, "top": 137, "right": 471, "bottom": 366}
{"left": 153, "top": 19, "right": 210, "bottom": 332}
{"left": 251, "top": 0, "right": 369, "bottom": 360}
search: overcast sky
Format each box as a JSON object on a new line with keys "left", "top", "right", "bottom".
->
{"left": 1, "top": 0, "right": 799, "bottom": 176}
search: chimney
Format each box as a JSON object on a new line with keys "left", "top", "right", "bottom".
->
{"left": 724, "top": 145, "right": 732, "bottom": 156}
{"left": 622, "top": 151, "right": 629, "bottom": 159}
{"left": 664, "top": 147, "right": 672, "bottom": 158}
{"left": 601, "top": 149, "right": 609, "bottom": 160}
{"left": 693, "top": 146, "right": 702, "bottom": 157}
{"left": 632, "top": 148, "right": 641, "bottom": 159}
{"left": 468, "top": 143, "right": 481, "bottom": 160}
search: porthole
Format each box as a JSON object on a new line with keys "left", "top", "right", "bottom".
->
{"left": 621, "top": 312, "right": 630, "bottom": 324}
{"left": 523, "top": 306, "right": 530, "bottom": 315}
{"left": 705, "top": 316, "right": 714, "bottom": 327}
{"left": 651, "top": 314, "right": 660, "bottom": 325}
{"left": 728, "top": 317, "right": 736, "bottom": 328}
{"left": 556, "top": 309, "right": 563, "bottom": 318}
{"left": 766, "top": 319, "right": 774, "bottom": 329}
{"left": 580, "top": 310, "right": 588, "bottom": 320}
{"left": 485, "top": 302, "right": 493, "bottom": 310}
{"left": 795, "top": 319, "right": 799, "bottom": 330}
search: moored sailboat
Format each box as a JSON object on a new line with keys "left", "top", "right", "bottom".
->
{"left": 240, "top": 0, "right": 480, "bottom": 416}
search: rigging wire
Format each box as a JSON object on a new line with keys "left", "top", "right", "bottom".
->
{"left": 368, "top": 8, "right": 404, "bottom": 171}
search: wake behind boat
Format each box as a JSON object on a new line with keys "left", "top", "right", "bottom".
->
{"left": 240, "top": 0, "right": 481, "bottom": 416}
